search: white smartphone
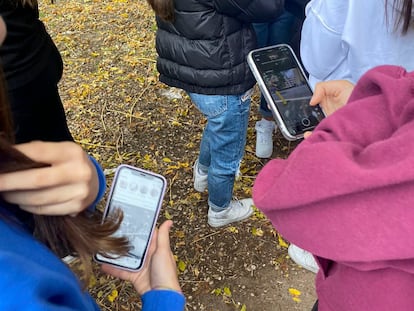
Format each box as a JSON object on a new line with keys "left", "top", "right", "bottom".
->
{"left": 95, "top": 164, "right": 167, "bottom": 271}
{"left": 247, "top": 44, "right": 325, "bottom": 140}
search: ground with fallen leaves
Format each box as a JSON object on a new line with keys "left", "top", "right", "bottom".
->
{"left": 42, "top": 0, "right": 316, "bottom": 310}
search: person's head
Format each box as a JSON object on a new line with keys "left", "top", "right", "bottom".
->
{"left": 0, "top": 15, "right": 129, "bottom": 282}
{"left": 146, "top": 0, "right": 175, "bottom": 22}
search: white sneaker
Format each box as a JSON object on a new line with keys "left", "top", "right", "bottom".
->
{"left": 193, "top": 159, "right": 208, "bottom": 192}
{"left": 255, "top": 119, "right": 276, "bottom": 158}
{"left": 208, "top": 198, "right": 254, "bottom": 228}
{"left": 61, "top": 255, "right": 76, "bottom": 264}
{"left": 193, "top": 160, "right": 242, "bottom": 191}
{"left": 288, "top": 244, "right": 319, "bottom": 273}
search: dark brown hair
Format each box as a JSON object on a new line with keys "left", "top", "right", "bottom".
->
{"left": 146, "top": 0, "right": 175, "bottom": 22}
{"left": 386, "top": 0, "right": 413, "bottom": 34}
{"left": 19, "top": 0, "right": 38, "bottom": 7}
{"left": 0, "top": 69, "right": 13, "bottom": 142}
{"left": 0, "top": 68, "right": 130, "bottom": 282}
{"left": 33, "top": 210, "right": 129, "bottom": 282}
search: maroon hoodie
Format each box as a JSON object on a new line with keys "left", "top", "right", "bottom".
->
{"left": 253, "top": 65, "right": 414, "bottom": 311}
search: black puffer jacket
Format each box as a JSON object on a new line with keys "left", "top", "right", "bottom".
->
{"left": 154, "top": 0, "right": 284, "bottom": 95}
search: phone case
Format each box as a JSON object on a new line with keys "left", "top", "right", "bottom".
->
{"left": 247, "top": 44, "right": 325, "bottom": 141}
{"left": 94, "top": 164, "right": 167, "bottom": 271}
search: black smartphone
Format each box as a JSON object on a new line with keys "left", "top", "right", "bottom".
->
{"left": 247, "top": 44, "right": 325, "bottom": 140}
{"left": 95, "top": 164, "right": 167, "bottom": 271}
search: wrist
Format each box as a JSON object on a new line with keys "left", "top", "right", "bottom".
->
{"left": 152, "top": 286, "right": 182, "bottom": 294}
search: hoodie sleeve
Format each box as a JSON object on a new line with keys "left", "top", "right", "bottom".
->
{"left": 141, "top": 290, "right": 185, "bottom": 311}
{"left": 87, "top": 156, "right": 106, "bottom": 211}
{"left": 300, "top": 0, "right": 351, "bottom": 88}
{"left": 213, "top": 0, "right": 285, "bottom": 23}
{"left": 253, "top": 65, "right": 414, "bottom": 265}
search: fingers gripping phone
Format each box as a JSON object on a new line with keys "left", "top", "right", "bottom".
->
{"left": 95, "top": 165, "right": 167, "bottom": 271}
{"left": 247, "top": 44, "right": 325, "bottom": 140}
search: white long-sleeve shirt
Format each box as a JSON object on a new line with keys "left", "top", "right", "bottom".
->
{"left": 300, "top": 0, "right": 414, "bottom": 89}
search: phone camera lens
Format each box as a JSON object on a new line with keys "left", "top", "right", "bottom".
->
{"left": 301, "top": 118, "right": 311, "bottom": 127}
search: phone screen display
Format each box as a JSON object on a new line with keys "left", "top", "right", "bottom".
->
{"left": 251, "top": 45, "right": 325, "bottom": 138}
{"left": 95, "top": 165, "right": 166, "bottom": 270}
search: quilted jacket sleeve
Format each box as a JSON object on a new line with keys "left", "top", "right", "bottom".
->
{"left": 213, "top": 0, "right": 285, "bottom": 23}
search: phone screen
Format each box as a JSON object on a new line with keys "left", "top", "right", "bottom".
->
{"left": 251, "top": 44, "right": 325, "bottom": 138}
{"left": 95, "top": 165, "right": 166, "bottom": 270}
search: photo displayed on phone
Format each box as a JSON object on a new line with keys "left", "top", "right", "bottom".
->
{"left": 251, "top": 45, "right": 325, "bottom": 139}
{"left": 95, "top": 165, "right": 166, "bottom": 270}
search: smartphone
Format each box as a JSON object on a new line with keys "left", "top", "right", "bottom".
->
{"left": 95, "top": 164, "right": 167, "bottom": 271}
{"left": 247, "top": 44, "right": 325, "bottom": 140}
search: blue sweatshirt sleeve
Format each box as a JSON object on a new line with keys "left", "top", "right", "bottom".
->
{"left": 0, "top": 219, "right": 101, "bottom": 311}
{"left": 141, "top": 290, "right": 185, "bottom": 311}
{"left": 87, "top": 156, "right": 106, "bottom": 212}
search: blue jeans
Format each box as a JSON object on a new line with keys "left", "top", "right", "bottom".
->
{"left": 253, "top": 11, "right": 296, "bottom": 118}
{"left": 189, "top": 90, "right": 252, "bottom": 211}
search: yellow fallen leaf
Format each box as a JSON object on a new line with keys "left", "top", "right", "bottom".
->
{"left": 288, "top": 288, "right": 301, "bottom": 296}
{"left": 227, "top": 226, "right": 239, "bottom": 233}
{"left": 252, "top": 227, "right": 264, "bottom": 237}
{"left": 277, "top": 233, "right": 289, "bottom": 248}
{"left": 223, "top": 287, "right": 232, "bottom": 297}
{"left": 175, "top": 230, "right": 185, "bottom": 238}
{"left": 164, "top": 210, "right": 172, "bottom": 220}
{"left": 107, "top": 289, "right": 118, "bottom": 303}
{"left": 212, "top": 288, "right": 222, "bottom": 296}
{"left": 289, "top": 287, "right": 302, "bottom": 302}
{"left": 178, "top": 260, "right": 187, "bottom": 272}
{"left": 171, "top": 120, "right": 182, "bottom": 126}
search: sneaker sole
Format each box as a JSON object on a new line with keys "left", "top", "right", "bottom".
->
{"left": 255, "top": 150, "right": 273, "bottom": 158}
{"left": 208, "top": 207, "right": 253, "bottom": 228}
{"left": 194, "top": 183, "right": 207, "bottom": 192}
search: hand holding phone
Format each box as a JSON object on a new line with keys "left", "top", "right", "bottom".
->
{"left": 95, "top": 165, "right": 167, "bottom": 271}
{"left": 102, "top": 220, "right": 182, "bottom": 295}
{"left": 310, "top": 80, "right": 355, "bottom": 116}
{"left": 247, "top": 44, "right": 325, "bottom": 140}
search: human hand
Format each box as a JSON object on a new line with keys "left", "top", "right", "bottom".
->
{"left": 102, "top": 220, "right": 182, "bottom": 296}
{"left": 0, "top": 141, "right": 99, "bottom": 216}
{"left": 303, "top": 131, "right": 312, "bottom": 139}
{"left": 310, "top": 80, "right": 355, "bottom": 116}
